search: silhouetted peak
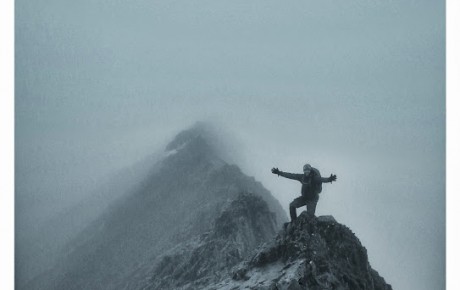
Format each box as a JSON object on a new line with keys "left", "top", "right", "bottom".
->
{"left": 165, "top": 122, "right": 215, "bottom": 152}
{"left": 164, "top": 122, "right": 242, "bottom": 165}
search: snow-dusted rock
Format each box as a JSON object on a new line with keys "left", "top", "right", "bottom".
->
{"left": 207, "top": 211, "right": 393, "bottom": 290}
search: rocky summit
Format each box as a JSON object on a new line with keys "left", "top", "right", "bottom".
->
{"left": 208, "top": 212, "right": 393, "bottom": 290}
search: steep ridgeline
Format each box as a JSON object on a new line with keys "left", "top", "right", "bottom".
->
{"left": 16, "top": 152, "right": 163, "bottom": 289}
{"left": 208, "top": 212, "right": 393, "bottom": 290}
{"left": 27, "top": 124, "right": 287, "bottom": 290}
{"left": 127, "top": 192, "right": 279, "bottom": 290}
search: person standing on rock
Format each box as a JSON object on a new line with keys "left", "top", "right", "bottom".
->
{"left": 271, "top": 164, "right": 337, "bottom": 221}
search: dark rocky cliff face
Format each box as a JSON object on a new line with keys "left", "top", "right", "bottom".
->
{"left": 208, "top": 212, "right": 393, "bottom": 290}
{"left": 127, "top": 198, "right": 393, "bottom": 290}
{"left": 128, "top": 192, "right": 279, "bottom": 290}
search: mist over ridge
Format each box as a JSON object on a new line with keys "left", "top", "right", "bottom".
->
{"left": 23, "top": 123, "right": 288, "bottom": 289}
{"left": 16, "top": 0, "right": 444, "bottom": 289}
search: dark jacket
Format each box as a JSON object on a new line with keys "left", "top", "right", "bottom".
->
{"left": 278, "top": 169, "right": 331, "bottom": 200}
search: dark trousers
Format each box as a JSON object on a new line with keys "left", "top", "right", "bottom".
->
{"left": 289, "top": 195, "right": 318, "bottom": 221}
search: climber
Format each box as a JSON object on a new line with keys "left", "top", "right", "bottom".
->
{"left": 271, "top": 164, "right": 337, "bottom": 221}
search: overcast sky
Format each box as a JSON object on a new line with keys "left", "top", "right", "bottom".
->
{"left": 16, "top": 0, "right": 444, "bottom": 289}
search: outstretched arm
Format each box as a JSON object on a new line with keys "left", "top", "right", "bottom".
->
{"left": 271, "top": 168, "right": 303, "bottom": 181}
{"left": 319, "top": 174, "right": 337, "bottom": 183}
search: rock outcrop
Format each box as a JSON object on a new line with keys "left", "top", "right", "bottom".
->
{"left": 130, "top": 192, "right": 279, "bottom": 290}
{"left": 208, "top": 212, "right": 393, "bottom": 290}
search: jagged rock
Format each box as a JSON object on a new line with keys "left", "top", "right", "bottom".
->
{"left": 137, "top": 192, "right": 279, "bottom": 290}
{"left": 206, "top": 211, "right": 392, "bottom": 290}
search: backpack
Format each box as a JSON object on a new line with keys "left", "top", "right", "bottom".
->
{"left": 311, "top": 167, "right": 322, "bottom": 194}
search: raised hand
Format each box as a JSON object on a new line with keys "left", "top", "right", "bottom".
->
{"left": 330, "top": 174, "right": 337, "bottom": 182}
{"left": 271, "top": 167, "right": 280, "bottom": 175}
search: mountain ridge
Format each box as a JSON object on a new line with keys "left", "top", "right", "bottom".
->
{"left": 25, "top": 123, "right": 392, "bottom": 290}
{"left": 207, "top": 212, "right": 393, "bottom": 290}
{"left": 26, "top": 124, "right": 287, "bottom": 290}
{"left": 127, "top": 192, "right": 279, "bottom": 290}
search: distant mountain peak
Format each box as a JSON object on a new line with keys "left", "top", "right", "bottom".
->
{"left": 164, "top": 122, "right": 242, "bottom": 166}
{"left": 165, "top": 122, "right": 215, "bottom": 152}
{"left": 27, "top": 123, "right": 287, "bottom": 290}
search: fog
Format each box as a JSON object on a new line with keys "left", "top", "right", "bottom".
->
{"left": 16, "top": 0, "right": 444, "bottom": 289}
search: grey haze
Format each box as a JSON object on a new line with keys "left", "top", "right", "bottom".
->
{"left": 16, "top": 0, "right": 445, "bottom": 289}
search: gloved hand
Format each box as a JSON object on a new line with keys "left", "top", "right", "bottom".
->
{"left": 271, "top": 167, "right": 280, "bottom": 175}
{"left": 329, "top": 174, "right": 337, "bottom": 182}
